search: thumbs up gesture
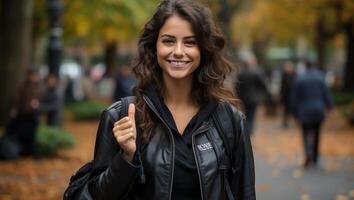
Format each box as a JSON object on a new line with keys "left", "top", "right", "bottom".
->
{"left": 113, "top": 104, "right": 137, "bottom": 162}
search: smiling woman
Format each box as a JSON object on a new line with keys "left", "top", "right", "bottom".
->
{"left": 156, "top": 15, "right": 201, "bottom": 82}
{"left": 68, "top": 0, "right": 256, "bottom": 200}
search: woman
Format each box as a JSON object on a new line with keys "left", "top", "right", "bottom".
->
{"left": 88, "top": 0, "right": 255, "bottom": 199}
{"left": 3, "top": 69, "right": 41, "bottom": 158}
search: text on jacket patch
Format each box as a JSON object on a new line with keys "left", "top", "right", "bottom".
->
{"left": 197, "top": 142, "right": 213, "bottom": 151}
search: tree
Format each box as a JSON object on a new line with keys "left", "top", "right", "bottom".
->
{"left": 230, "top": 0, "right": 354, "bottom": 90}
{"left": 62, "top": 0, "right": 158, "bottom": 76}
{"left": 199, "top": 0, "right": 245, "bottom": 60}
{"left": 0, "top": 0, "right": 34, "bottom": 126}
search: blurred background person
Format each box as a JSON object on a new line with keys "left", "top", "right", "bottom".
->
{"left": 63, "top": 75, "right": 75, "bottom": 103}
{"left": 280, "top": 60, "right": 296, "bottom": 128}
{"left": 112, "top": 64, "right": 137, "bottom": 102}
{"left": 39, "top": 74, "right": 62, "bottom": 127}
{"left": 236, "top": 57, "right": 270, "bottom": 136}
{"left": 81, "top": 69, "right": 95, "bottom": 101}
{"left": 291, "top": 61, "right": 335, "bottom": 167}
{"left": 1, "top": 69, "right": 41, "bottom": 159}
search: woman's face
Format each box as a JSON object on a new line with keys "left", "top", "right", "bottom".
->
{"left": 156, "top": 14, "right": 201, "bottom": 82}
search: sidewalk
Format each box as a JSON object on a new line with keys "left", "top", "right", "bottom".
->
{"left": 252, "top": 107, "right": 354, "bottom": 200}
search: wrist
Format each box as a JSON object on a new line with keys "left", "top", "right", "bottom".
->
{"left": 122, "top": 151, "right": 135, "bottom": 162}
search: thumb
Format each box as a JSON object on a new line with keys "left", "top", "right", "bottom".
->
{"left": 128, "top": 103, "right": 135, "bottom": 121}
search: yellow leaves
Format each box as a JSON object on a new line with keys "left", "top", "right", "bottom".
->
{"left": 336, "top": 195, "right": 349, "bottom": 200}
{"left": 34, "top": 0, "right": 46, "bottom": 11}
{"left": 342, "top": 0, "right": 354, "bottom": 22}
{"left": 350, "top": 190, "right": 354, "bottom": 197}
{"left": 61, "top": 0, "right": 159, "bottom": 46}
{"left": 256, "top": 183, "right": 271, "bottom": 192}
{"left": 230, "top": 0, "right": 349, "bottom": 44}
{"left": 292, "top": 169, "right": 304, "bottom": 178}
{"left": 75, "top": 16, "right": 90, "bottom": 37}
{"left": 104, "top": 0, "right": 124, "bottom": 4}
{"left": 300, "top": 194, "right": 312, "bottom": 200}
{"left": 102, "top": 26, "right": 130, "bottom": 43}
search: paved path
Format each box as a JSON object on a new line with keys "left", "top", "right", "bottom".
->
{"left": 252, "top": 107, "right": 354, "bottom": 200}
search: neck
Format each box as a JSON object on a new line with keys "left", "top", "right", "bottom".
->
{"left": 162, "top": 76, "right": 194, "bottom": 107}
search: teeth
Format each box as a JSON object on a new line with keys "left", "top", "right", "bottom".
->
{"left": 170, "top": 61, "right": 188, "bottom": 66}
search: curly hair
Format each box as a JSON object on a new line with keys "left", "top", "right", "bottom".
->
{"left": 132, "top": 0, "right": 239, "bottom": 142}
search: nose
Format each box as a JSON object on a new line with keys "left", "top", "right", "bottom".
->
{"left": 173, "top": 42, "right": 184, "bottom": 57}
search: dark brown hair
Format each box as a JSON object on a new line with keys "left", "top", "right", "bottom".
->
{"left": 132, "top": 0, "right": 239, "bottom": 142}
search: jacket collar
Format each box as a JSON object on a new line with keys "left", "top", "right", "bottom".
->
{"left": 142, "top": 85, "right": 218, "bottom": 134}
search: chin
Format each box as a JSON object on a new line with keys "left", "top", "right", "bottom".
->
{"left": 165, "top": 71, "right": 192, "bottom": 81}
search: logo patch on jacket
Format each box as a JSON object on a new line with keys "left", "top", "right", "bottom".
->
{"left": 197, "top": 142, "right": 213, "bottom": 151}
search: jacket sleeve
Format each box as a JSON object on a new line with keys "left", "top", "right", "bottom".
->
{"left": 231, "top": 109, "right": 256, "bottom": 200}
{"left": 322, "top": 82, "right": 334, "bottom": 110}
{"left": 87, "top": 106, "right": 140, "bottom": 200}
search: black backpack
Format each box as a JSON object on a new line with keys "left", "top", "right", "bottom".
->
{"left": 63, "top": 97, "right": 134, "bottom": 200}
{"left": 63, "top": 97, "right": 241, "bottom": 200}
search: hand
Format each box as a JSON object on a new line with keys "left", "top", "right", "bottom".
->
{"left": 112, "top": 104, "right": 136, "bottom": 162}
{"left": 327, "top": 108, "right": 338, "bottom": 119}
{"left": 31, "top": 99, "right": 39, "bottom": 109}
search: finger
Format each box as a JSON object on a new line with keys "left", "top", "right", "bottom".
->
{"left": 115, "top": 117, "right": 130, "bottom": 126}
{"left": 113, "top": 120, "right": 133, "bottom": 131}
{"left": 116, "top": 131, "right": 135, "bottom": 143}
{"left": 128, "top": 104, "right": 135, "bottom": 121}
{"left": 113, "top": 127, "right": 134, "bottom": 137}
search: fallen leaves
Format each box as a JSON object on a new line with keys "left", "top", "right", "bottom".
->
{"left": 0, "top": 121, "right": 98, "bottom": 200}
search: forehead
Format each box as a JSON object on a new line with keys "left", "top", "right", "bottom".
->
{"left": 158, "top": 15, "right": 195, "bottom": 37}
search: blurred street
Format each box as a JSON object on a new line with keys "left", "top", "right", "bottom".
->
{"left": 0, "top": 105, "right": 353, "bottom": 200}
{"left": 252, "top": 107, "right": 354, "bottom": 200}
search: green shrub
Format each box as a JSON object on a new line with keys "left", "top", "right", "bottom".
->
{"left": 66, "top": 101, "right": 107, "bottom": 121}
{"left": 332, "top": 90, "right": 354, "bottom": 105}
{"left": 36, "top": 126, "right": 75, "bottom": 156}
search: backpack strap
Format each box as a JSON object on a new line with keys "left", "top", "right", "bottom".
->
{"left": 121, "top": 96, "right": 136, "bottom": 118}
{"left": 212, "top": 102, "right": 236, "bottom": 165}
{"left": 107, "top": 96, "right": 136, "bottom": 120}
{"left": 212, "top": 102, "right": 240, "bottom": 200}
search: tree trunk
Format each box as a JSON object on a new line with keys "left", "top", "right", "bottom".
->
{"left": 0, "top": 0, "right": 33, "bottom": 126}
{"left": 343, "top": 21, "right": 354, "bottom": 91}
{"left": 217, "top": 0, "right": 241, "bottom": 62}
{"left": 104, "top": 41, "right": 117, "bottom": 77}
{"left": 315, "top": 16, "right": 326, "bottom": 71}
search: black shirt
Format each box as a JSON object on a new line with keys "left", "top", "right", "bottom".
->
{"left": 144, "top": 87, "right": 217, "bottom": 200}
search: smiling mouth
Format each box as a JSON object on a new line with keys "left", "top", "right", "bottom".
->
{"left": 168, "top": 60, "right": 191, "bottom": 67}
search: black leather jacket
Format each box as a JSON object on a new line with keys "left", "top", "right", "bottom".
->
{"left": 87, "top": 95, "right": 255, "bottom": 200}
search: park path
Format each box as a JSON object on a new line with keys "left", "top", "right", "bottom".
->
{"left": 252, "top": 107, "right": 354, "bottom": 200}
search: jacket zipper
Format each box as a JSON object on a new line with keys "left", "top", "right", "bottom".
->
{"left": 191, "top": 123, "right": 210, "bottom": 200}
{"left": 143, "top": 95, "right": 175, "bottom": 200}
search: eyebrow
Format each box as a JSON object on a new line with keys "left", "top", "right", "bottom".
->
{"left": 160, "top": 34, "right": 196, "bottom": 39}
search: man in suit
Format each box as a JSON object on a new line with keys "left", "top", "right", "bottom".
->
{"left": 291, "top": 61, "right": 334, "bottom": 167}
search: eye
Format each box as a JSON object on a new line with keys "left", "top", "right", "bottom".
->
{"left": 162, "top": 39, "right": 175, "bottom": 46}
{"left": 184, "top": 40, "right": 197, "bottom": 47}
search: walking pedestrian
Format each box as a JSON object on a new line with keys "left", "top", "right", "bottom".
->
{"left": 280, "top": 61, "right": 296, "bottom": 128}
{"left": 112, "top": 64, "right": 137, "bottom": 102}
{"left": 291, "top": 61, "right": 334, "bottom": 167}
{"left": 39, "top": 74, "right": 62, "bottom": 126}
{"left": 236, "top": 59, "right": 270, "bottom": 135}
{"left": 75, "top": 0, "right": 255, "bottom": 199}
